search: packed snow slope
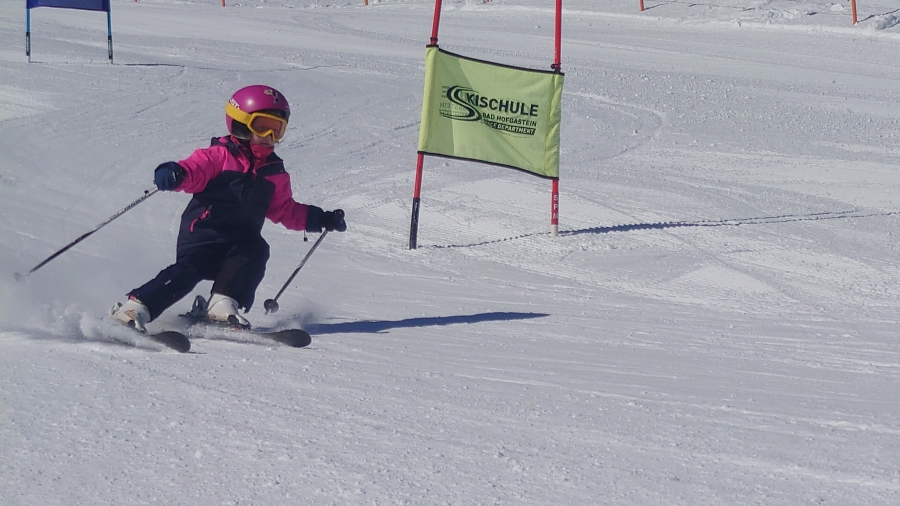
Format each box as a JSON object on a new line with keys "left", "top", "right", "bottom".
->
{"left": 2, "top": 1, "right": 900, "bottom": 504}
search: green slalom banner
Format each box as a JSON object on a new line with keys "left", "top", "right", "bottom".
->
{"left": 418, "top": 46, "right": 564, "bottom": 179}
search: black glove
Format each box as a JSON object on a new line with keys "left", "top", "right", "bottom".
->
{"left": 322, "top": 209, "right": 346, "bottom": 232}
{"left": 305, "top": 206, "right": 346, "bottom": 233}
{"left": 154, "top": 162, "right": 185, "bottom": 191}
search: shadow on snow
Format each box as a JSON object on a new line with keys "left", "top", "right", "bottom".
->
{"left": 306, "top": 311, "right": 549, "bottom": 335}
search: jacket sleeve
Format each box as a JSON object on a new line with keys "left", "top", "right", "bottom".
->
{"left": 266, "top": 172, "right": 310, "bottom": 231}
{"left": 176, "top": 145, "right": 232, "bottom": 194}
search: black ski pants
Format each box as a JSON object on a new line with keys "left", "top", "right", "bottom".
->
{"left": 128, "top": 236, "right": 270, "bottom": 321}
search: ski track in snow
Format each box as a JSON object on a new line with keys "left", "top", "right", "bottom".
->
{"left": 2, "top": 1, "right": 900, "bottom": 505}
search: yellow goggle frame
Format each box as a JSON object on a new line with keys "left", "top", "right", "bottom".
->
{"left": 226, "top": 103, "right": 288, "bottom": 141}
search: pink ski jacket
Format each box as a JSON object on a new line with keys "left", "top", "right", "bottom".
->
{"left": 171, "top": 136, "right": 318, "bottom": 253}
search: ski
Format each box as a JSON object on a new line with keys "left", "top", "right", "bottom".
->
{"left": 100, "top": 323, "right": 192, "bottom": 353}
{"left": 248, "top": 328, "right": 311, "bottom": 348}
{"left": 184, "top": 319, "right": 312, "bottom": 348}
{"left": 145, "top": 331, "right": 192, "bottom": 353}
{"left": 179, "top": 296, "right": 312, "bottom": 348}
{"left": 108, "top": 303, "right": 191, "bottom": 352}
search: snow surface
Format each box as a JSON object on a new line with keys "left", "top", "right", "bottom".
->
{"left": 2, "top": 0, "right": 900, "bottom": 504}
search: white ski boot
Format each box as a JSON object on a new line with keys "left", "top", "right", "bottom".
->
{"left": 110, "top": 298, "right": 151, "bottom": 333}
{"left": 206, "top": 293, "right": 251, "bottom": 329}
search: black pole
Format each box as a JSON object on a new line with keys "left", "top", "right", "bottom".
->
{"left": 26, "top": 8, "right": 31, "bottom": 63}
{"left": 263, "top": 227, "right": 332, "bottom": 314}
{"left": 106, "top": 10, "right": 113, "bottom": 63}
{"left": 408, "top": 197, "right": 420, "bottom": 250}
{"left": 409, "top": 151, "right": 425, "bottom": 250}
{"left": 15, "top": 189, "right": 158, "bottom": 281}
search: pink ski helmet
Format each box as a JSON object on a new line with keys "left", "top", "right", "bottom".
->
{"left": 225, "top": 85, "right": 291, "bottom": 139}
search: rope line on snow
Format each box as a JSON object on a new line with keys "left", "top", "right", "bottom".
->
{"left": 424, "top": 209, "right": 900, "bottom": 249}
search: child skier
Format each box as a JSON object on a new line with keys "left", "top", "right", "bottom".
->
{"left": 110, "top": 84, "right": 346, "bottom": 332}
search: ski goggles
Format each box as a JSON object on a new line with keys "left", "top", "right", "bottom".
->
{"left": 226, "top": 103, "right": 288, "bottom": 140}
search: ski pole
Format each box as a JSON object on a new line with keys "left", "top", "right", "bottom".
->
{"left": 264, "top": 229, "right": 331, "bottom": 314}
{"left": 15, "top": 188, "right": 159, "bottom": 282}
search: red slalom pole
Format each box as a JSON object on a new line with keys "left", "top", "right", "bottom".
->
{"left": 551, "top": 179, "right": 559, "bottom": 236}
{"left": 430, "top": 0, "right": 443, "bottom": 45}
{"left": 409, "top": 0, "right": 444, "bottom": 249}
{"left": 550, "top": 0, "right": 562, "bottom": 236}
{"left": 553, "top": 0, "right": 562, "bottom": 71}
